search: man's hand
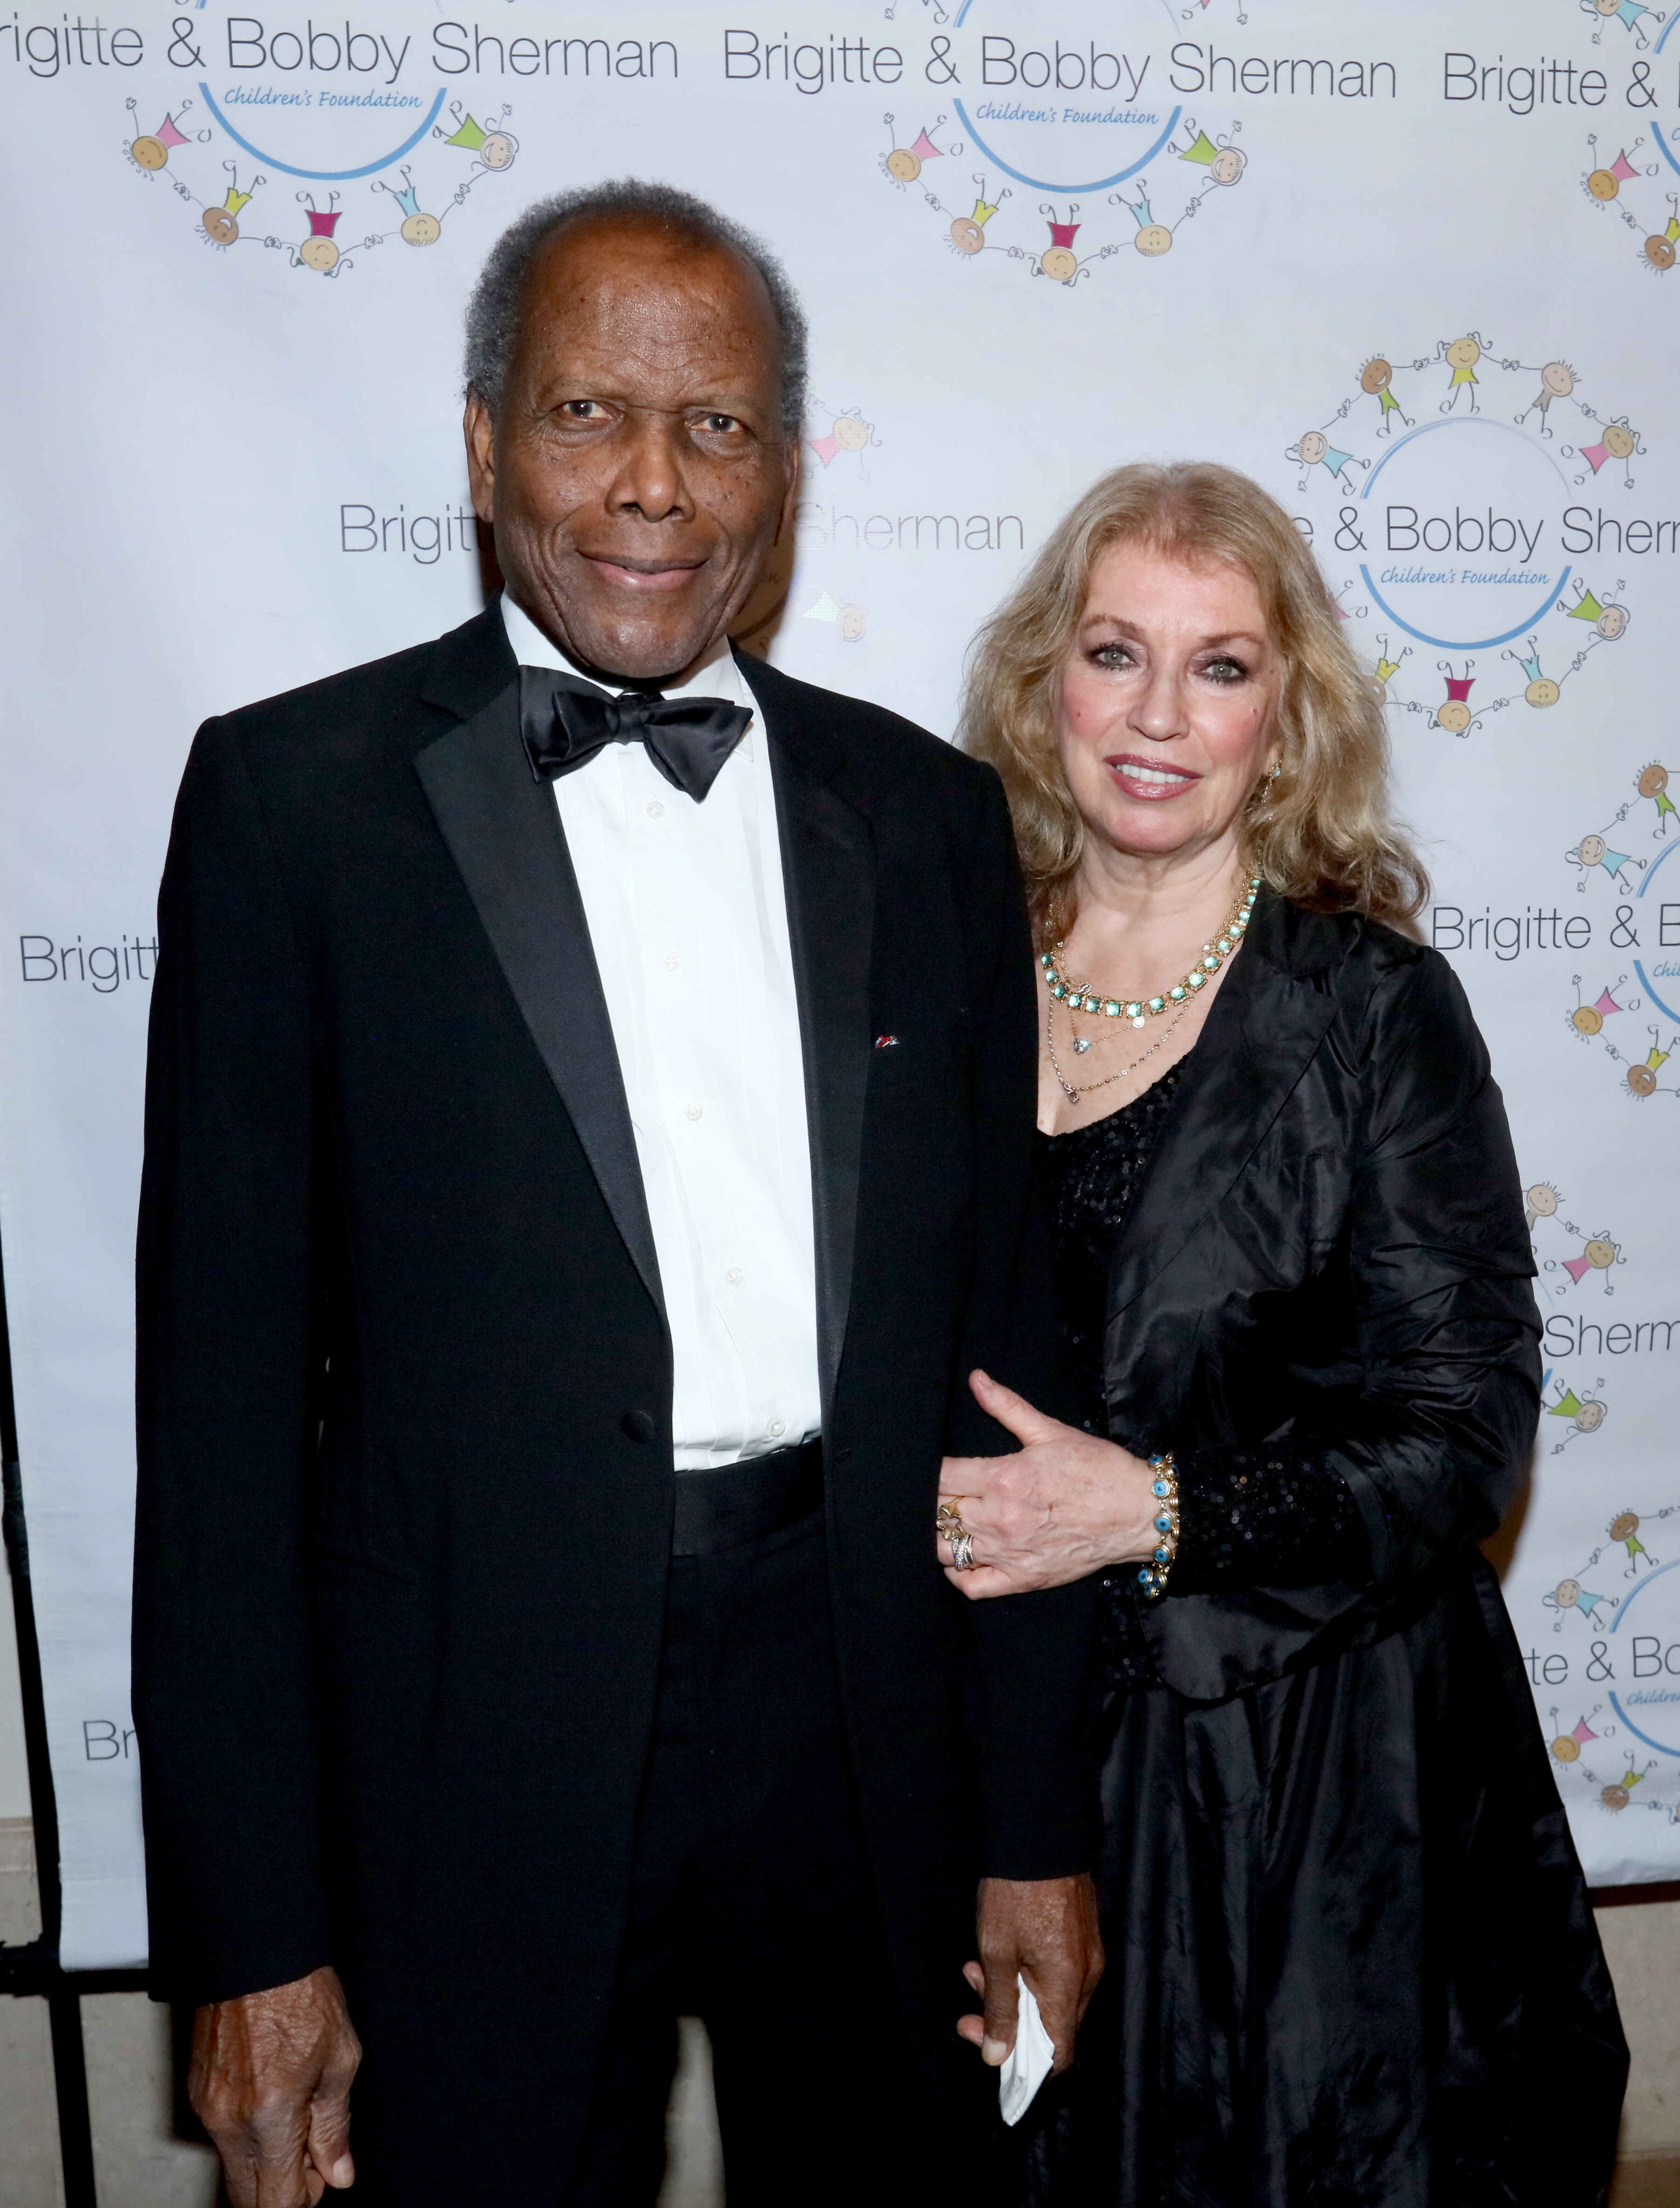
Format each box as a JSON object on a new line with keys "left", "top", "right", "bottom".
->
{"left": 189, "top": 1964, "right": 361, "bottom": 2208}
{"left": 959, "top": 1874, "right": 1103, "bottom": 2076}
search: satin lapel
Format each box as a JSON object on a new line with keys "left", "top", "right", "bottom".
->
{"left": 413, "top": 679, "right": 664, "bottom": 1323}
{"left": 1107, "top": 919, "right": 1339, "bottom": 1319}
{"left": 747, "top": 668, "right": 875, "bottom": 1419}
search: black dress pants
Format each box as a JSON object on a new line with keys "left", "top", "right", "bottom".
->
{"left": 567, "top": 1511, "right": 949, "bottom": 2207}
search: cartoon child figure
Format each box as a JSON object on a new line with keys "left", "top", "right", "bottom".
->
{"left": 1576, "top": 421, "right": 1644, "bottom": 489}
{"left": 1510, "top": 640, "right": 1561, "bottom": 708}
{"left": 1547, "top": 1708, "right": 1602, "bottom": 1756}
{"left": 1373, "top": 651, "right": 1406, "bottom": 698}
{"left": 297, "top": 194, "right": 344, "bottom": 274}
{"left": 1114, "top": 190, "right": 1172, "bottom": 257}
{"left": 1585, "top": 144, "right": 1641, "bottom": 201}
{"left": 126, "top": 101, "right": 197, "bottom": 173}
{"left": 1543, "top": 1583, "right": 1618, "bottom": 1631}
{"left": 1638, "top": 762, "right": 1676, "bottom": 834}
{"left": 1561, "top": 1235, "right": 1620, "bottom": 1289}
{"left": 1583, "top": 0, "right": 1666, "bottom": 50}
{"left": 1360, "top": 358, "right": 1412, "bottom": 436}
{"left": 1038, "top": 209, "right": 1085, "bottom": 282}
{"left": 1569, "top": 981, "right": 1623, "bottom": 1035}
{"left": 1567, "top": 832, "right": 1636, "bottom": 889}
{"left": 1287, "top": 430, "right": 1360, "bottom": 494}
{"left": 1441, "top": 335, "right": 1485, "bottom": 413}
{"left": 1567, "top": 583, "right": 1629, "bottom": 640}
{"left": 1596, "top": 1764, "right": 1655, "bottom": 1812}
{"left": 1627, "top": 1041, "right": 1671, "bottom": 1096}
{"left": 949, "top": 182, "right": 1006, "bottom": 255}
{"left": 1548, "top": 1384, "right": 1607, "bottom": 1438}
{"left": 882, "top": 115, "right": 944, "bottom": 185}
{"left": 1609, "top": 1510, "right": 1655, "bottom": 1572}
{"left": 807, "top": 407, "right": 877, "bottom": 474}
{"left": 438, "top": 105, "right": 518, "bottom": 172}
{"left": 1516, "top": 361, "right": 1577, "bottom": 436}
{"left": 1178, "top": 126, "right": 1246, "bottom": 187}
{"left": 1525, "top": 1182, "right": 1560, "bottom": 1231}
{"left": 379, "top": 168, "right": 441, "bottom": 246}
{"left": 1643, "top": 212, "right": 1680, "bottom": 272}
{"left": 201, "top": 166, "right": 258, "bottom": 247}
{"left": 1434, "top": 669, "right": 1477, "bottom": 735}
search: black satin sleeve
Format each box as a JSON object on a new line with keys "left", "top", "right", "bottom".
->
{"left": 1040, "top": 1064, "right": 1371, "bottom": 1684}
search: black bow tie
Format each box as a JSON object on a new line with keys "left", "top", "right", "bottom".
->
{"left": 519, "top": 666, "right": 752, "bottom": 804}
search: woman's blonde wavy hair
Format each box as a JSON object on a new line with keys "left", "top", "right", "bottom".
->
{"left": 961, "top": 462, "right": 1427, "bottom": 939}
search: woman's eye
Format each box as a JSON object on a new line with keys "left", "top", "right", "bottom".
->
{"left": 1093, "top": 643, "right": 1134, "bottom": 669}
{"left": 1204, "top": 657, "right": 1249, "bottom": 684}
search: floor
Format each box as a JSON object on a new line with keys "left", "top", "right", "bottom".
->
{"left": 2, "top": 1819, "right": 1676, "bottom": 2206}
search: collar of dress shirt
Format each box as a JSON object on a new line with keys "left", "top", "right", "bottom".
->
{"left": 499, "top": 593, "right": 756, "bottom": 739}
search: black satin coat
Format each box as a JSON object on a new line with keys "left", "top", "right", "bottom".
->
{"left": 1033, "top": 893, "right": 1627, "bottom": 2208}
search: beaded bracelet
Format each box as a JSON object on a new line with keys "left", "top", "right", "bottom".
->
{"left": 1135, "top": 1452, "right": 1180, "bottom": 1601}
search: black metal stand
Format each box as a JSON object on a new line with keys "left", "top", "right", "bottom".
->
{"left": 0, "top": 1246, "right": 147, "bottom": 2208}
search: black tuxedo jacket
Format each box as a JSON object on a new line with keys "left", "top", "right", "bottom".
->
{"left": 133, "top": 609, "right": 1096, "bottom": 2188}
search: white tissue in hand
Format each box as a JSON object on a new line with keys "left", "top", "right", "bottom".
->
{"left": 998, "top": 1975, "right": 1056, "bottom": 2126}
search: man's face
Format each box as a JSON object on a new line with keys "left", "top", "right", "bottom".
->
{"left": 465, "top": 215, "right": 798, "bottom": 682}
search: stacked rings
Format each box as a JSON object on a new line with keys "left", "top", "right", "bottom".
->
{"left": 936, "top": 1500, "right": 976, "bottom": 1571}
{"left": 1135, "top": 1452, "right": 1179, "bottom": 1601}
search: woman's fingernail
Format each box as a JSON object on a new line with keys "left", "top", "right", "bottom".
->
{"left": 982, "top": 2037, "right": 1009, "bottom": 2065}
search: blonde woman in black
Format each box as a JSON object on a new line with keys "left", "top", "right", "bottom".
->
{"left": 939, "top": 464, "right": 1626, "bottom": 2205}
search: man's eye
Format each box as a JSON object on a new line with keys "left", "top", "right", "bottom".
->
{"left": 561, "top": 400, "right": 607, "bottom": 421}
{"left": 698, "top": 413, "right": 741, "bottom": 434}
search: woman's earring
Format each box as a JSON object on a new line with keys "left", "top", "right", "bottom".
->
{"left": 1268, "top": 763, "right": 1283, "bottom": 783}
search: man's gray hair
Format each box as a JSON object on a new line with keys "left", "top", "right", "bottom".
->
{"left": 463, "top": 178, "right": 808, "bottom": 439}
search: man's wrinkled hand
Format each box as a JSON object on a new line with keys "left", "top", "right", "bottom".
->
{"left": 959, "top": 1873, "right": 1103, "bottom": 2076}
{"left": 189, "top": 1964, "right": 361, "bottom": 2208}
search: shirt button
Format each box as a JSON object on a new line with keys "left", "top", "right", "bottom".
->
{"left": 684, "top": 1101, "right": 703, "bottom": 1122}
{"left": 768, "top": 1418, "right": 787, "bottom": 1439}
{"left": 663, "top": 952, "right": 680, "bottom": 971}
{"left": 646, "top": 800, "right": 665, "bottom": 819}
{"left": 724, "top": 1266, "right": 744, "bottom": 1285}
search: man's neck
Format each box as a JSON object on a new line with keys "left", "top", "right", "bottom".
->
{"left": 501, "top": 590, "right": 730, "bottom": 693}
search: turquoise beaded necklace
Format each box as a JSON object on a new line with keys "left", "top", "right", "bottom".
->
{"left": 1041, "top": 876, "right": 1261, "bottom": 1032}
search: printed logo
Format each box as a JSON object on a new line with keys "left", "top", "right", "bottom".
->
{"left": 123, "top": 88, "right": 519, "bottom": 273}
{"left": 1291, "top": 340, "right": 1658, "bottom": 727}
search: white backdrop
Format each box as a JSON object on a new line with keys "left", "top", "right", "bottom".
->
{"left": 3, "top": 0, "right": 1679, "bottom": 1968}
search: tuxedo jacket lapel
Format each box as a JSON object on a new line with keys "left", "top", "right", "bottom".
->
{"left": 1107, "top": 893, "right": 1341, "bottom": 1320}
{"left": 414, "top": 662, "right": 665, "bottom": 1325}
{"left": 742, "top": 655, "right": 875, "bottom": 1421}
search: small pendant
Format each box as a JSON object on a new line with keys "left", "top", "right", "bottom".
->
{"left": 1072, "top": 1036, "right": 1092, "bottom": 1055}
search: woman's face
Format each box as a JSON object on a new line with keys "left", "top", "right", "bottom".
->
{"left": 1058, "top": 542, "right": 1283, "bottom": 866}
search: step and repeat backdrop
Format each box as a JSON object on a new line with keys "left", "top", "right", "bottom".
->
{"left": 2, "top": 0, "right": 1679, "bottom": 1966}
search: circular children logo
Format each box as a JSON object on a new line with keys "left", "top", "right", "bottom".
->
{"left": 1289, "top": 337, "right": 1650, "bottom": 734}
{"left": 123, "top": 84, "right": 521, "bottom": 278}
{"left": 878, "top": 0, "right": 1251, "bottom": 285}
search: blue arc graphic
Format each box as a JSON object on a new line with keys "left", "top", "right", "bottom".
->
{"left": 1358, "top": 564, "right": 1571, "bottom": 651}
{"left": 952, "top": 97, "right": 1181, "bottom": 192}
{"left": 1609, "top": 1556, "right": 1680, "bottom": 1759}
{"left": 1634, "top": 837, "right": 1680, "bottom": 1022}
{"left": 1649, "top": 14, "right": 1680, "bottom": 176}
{"left": 1359, "top": 417, "right": 1572, "bottom": 648}
{"left": 198, "top": 81, "right": 445, "bottom": 180}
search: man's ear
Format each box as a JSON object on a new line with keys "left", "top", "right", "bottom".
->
{"left": 464, "top": 394, "right": 496, "bottom": 524}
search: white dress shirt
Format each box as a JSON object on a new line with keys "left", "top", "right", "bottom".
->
{"left": 502, "top": 594, "right": 822, "bottom": 1469}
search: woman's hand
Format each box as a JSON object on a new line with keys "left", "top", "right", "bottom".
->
{"left": 936, "top": 1370, "right": 1161, "bottom": 1598}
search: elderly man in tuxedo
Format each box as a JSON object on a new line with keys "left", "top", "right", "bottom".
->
{"left": 134, "top": 179, "right": 1101, "bottom": 2207}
